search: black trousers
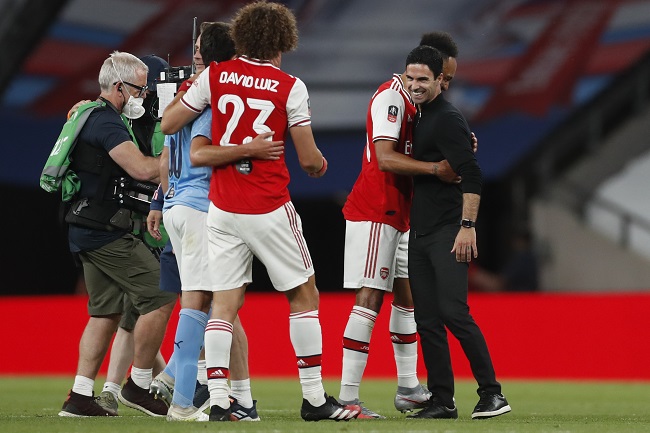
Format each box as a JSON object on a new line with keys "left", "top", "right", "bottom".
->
{"left": 409, "top": 224, "right": 501, "bottom": 407}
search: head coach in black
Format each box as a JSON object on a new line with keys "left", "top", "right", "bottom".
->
{"left": 403, "top": 45, "right": 510, "bottom": 420}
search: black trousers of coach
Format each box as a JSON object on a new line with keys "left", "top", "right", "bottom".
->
{"left": 408, "top": 223, "right": 501, "bottom": 408}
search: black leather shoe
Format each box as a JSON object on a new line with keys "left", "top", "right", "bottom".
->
{"left": 472, "top": 393, "right": 511, "bottom": 419}
{"left": 407, "top": 399, "right": 458, "bottom": 419}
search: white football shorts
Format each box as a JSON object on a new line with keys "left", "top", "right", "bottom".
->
{"left": 206, "top": 201, "right": 314, "bottom": 292}
{"left": 343, "top": 220, "right": 409, "bottom": 292}
{"left": 163, "top": 204, "right": 211, "bottom": 291}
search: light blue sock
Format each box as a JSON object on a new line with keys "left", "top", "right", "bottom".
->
{"left": 171, "top": 308, "right": 208, "bottom": 408}
{"left": 164, "top": 354, "right": 177, "bottom": 380}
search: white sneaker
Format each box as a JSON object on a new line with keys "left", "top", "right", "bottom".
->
{"left": 150, "top": 372, "right": 174, "bottom": 406}
{"left": 166, "top": 403, "right": 209, "bottom": 422}
{"left": 394, "top": 384, "right": 432, "bottom": 412}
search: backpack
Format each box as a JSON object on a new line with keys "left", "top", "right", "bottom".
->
{"left": 41, "top": 100, "right": 168, "bottom": 255}
{"left": 40, "top": 101, "right": 105, "bottom": 202}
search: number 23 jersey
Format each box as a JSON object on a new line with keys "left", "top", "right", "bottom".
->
{"left": 182, "top": 56, "right": 311, "bottom": 214}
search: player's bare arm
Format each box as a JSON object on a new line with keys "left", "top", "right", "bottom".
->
{"left": 145, "top": 147, "right": 169, "bottom": 242}
{"left": 435, "top": 159, "right": 461, "bottom": 183}
{"left": 161, "top": 68, "right": 207, "bottom": 134}
{"left": 161, "top": 95, "right": 200, "bottom": 135}
{"left": 190, "top": 132, "right": 284, "bottom": 168}
{"left": 109, "top": 140, "right": 160, "bottom": 181}
{"left": 67, "top": 100, "right": 92, "bottom": 119}
{"left": 375, "top": 139, "right": 460, "bottom": 183}
{"left": 147, "top": 209, "right": 163, "bottom": 241}
{"left": 289, "top": 124, "right": 327, "bottom": 177}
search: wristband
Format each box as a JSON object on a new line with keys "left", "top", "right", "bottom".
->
{"left": 150, "top": 184, "right": 165, "bottom": 211}
{"left": 315, "top": 156, "right": 327, "bottom": 175}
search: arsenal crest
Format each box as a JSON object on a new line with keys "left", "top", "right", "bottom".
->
{"left": 380, "top": 267, "right": 389, "bottom": 280}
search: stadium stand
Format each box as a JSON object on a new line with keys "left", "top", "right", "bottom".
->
{"left": 2, "top": 0, "right": 650, "bottom": 293}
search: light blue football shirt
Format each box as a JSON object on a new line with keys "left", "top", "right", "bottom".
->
{"left": 163, "top": 108, "right": 212, "bottom": 213}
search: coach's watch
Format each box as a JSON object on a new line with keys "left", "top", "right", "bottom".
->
{"left": 460, "top": 219, "right": 475, "bottom": 228}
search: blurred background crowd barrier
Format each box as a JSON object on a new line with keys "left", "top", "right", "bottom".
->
{"left": 2, "top": 0, "right": 650, "bottom": 294}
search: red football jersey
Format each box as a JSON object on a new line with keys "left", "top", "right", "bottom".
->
{"left": 182, "top": 56, "right": 311, "bottom": 214}
{"left": 342, "top": 74, "right": 416, "bottom": 232}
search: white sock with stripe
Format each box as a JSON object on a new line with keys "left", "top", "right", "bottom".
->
{"left": 289, "top": 310, "right": 326, "bottom": 406}
{"left": 339, "top": 305, "right": 377, "bottom": 401}
{"left": 390, "top": 303, "right": 419, "bottom": 388}
{"left": 205, "top": 319, "right": 233, "bottom": 409}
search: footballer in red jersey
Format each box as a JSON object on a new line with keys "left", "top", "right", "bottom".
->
{"left": 161, "top": 1, "right": 359, "bottom": 423}
{"left": 338, "top": 69, "right": 460, "bottom": 416}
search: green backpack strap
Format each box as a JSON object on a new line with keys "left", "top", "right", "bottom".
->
{"left": 120, "top": 114, "right": 139, "bottom": 148}
{"left": 40, "top": 100, "right": 105, "bottom": 201}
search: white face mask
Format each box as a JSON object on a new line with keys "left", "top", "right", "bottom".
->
{"left": 110, "top": 56, "right": 146, "bottom": 119}
{"left": 122, "top": 93, "right": 145, "bottom": 119}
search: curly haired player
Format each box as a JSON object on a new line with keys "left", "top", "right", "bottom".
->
{"left": 162, "top": 1, "right": 360, "bottom": 422}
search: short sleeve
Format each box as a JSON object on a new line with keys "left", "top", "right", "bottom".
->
{"left": 92, "top": 112, "right": 132, "bottom": 152}
{"left": 287, "top": 78, "right": 311, "bottom": 128}
{"left": 181, "top": 66, "right": 212, "bottom": 113}
{"left": 370, "top": 88, "right": 404, "bottom": 143}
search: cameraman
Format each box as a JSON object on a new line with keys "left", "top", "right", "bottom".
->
{"left": 59, "top": 51, "right": 176, "bottom": 418}
{"left": 94, "top": 54, "right": 178, "bottom": 416}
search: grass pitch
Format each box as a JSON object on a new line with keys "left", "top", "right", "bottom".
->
{"left": 0, "top": 377, "right": 648, "bottom": 433}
